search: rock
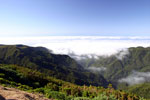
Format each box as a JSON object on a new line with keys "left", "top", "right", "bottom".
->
{"left": 0, "top": 85, "right": 52, "bottom": 100}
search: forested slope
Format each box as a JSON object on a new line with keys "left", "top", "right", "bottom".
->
{"left": 0, "top": 64, "right": 145, "bottom": 100}
{"left": 0, "top": 45, "right": 108, "bottom": 87}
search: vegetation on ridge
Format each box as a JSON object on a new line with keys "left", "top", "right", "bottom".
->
{"left": 0, "top": 44, "right": 108, "bottom": 87}
{"left": 0, "top": 64, "right": 145, "bottom": 100}
{"left": 0, "top": 45, "right": 150, "bottom": 99}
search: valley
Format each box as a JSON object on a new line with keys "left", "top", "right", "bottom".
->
{"left": 0, "top": 45, "right": 149, "bottom": 99}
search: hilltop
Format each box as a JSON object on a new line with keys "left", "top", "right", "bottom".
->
{"left": 0, "top": 44, "right": 108, "bottom": 87}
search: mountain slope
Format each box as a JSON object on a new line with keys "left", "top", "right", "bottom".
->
{"left": 77, "top": 47, "right": 150, "bottom": 87}
{"left": 0, "top": 44, "right": 108, "bottom": 87}
{"left": 101, "top": 47, "right": 150, "bottom": 82}
{"left": 0, "top": 64, "right": 144, "bottom": 100}
{"left": 126, "top": 83, "right": 150, "bottom": 99}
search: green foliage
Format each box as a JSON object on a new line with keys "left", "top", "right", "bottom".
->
{"left": 127, "top": 83, "right": 150, "bottom": 99}
{"left": 45, "top": 83, "right": 59, "bottom": 91}
{"left": 93, "top": 93, "right": 117, "bottom": 100}
{"left": 0, "top": 73, "right": 5, "bottom": 77}
{"left": 72, "top": 97, "right": 90, "bottom": 100}
{"left": 81, "top": 47, "right": 150, "bottom": 83}
{"left": 82, "top": 91, "right": 89, "bottom": 97}
{"left": 0, "top": 45, "right": 108, "bottom": 87}
{"left": 45, "top": 91, "right": 67, "bottom": 100}
{"left": 33, "top": 88, "right": 45, "bottom": 93}
{"left": 17, "top": 85, "right": 32, "bottom": 91}
{"left": 79, "top": 46, "right": 150, "bottom": 99}
{"left": 139, "top": 97, "right": 147, "bottom": 100}
{"left": 0, "top": 64, "right": 144, "bottom": 100}
{"left": 0, "top": 45, "right": 148, "bottom": 100}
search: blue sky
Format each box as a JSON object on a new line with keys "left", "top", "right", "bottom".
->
{"left": 0, "top": 0, "right": 150, "bottom": 36}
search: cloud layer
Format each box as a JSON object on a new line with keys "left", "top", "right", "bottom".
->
{"left": 87, "top": 66, "right": 106, "bottom": 72}
{"left": 0, "top": 36, "right": 150, "bottom": 56}
{"left": 115, "top": 49, "right": 129, "bottom": 60}
{"left": 118, "top": 71, "right": 150, "bottom": 85}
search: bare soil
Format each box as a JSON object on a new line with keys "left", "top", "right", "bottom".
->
{"left": 0, "top": 85, "right": 53, "bottom": 100}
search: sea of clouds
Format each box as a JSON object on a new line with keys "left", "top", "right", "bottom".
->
{"left": 1, "top": 36, "right": 150, "bottom": 85}
{"left": 1, "top": 36, "right": 150, "bottom": 57}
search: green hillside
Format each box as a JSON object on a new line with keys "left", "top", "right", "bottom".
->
{"left": 0, "top": 44, "right": 150, "bottom": 99}
{"left": 0, "top": 45, "right": 108, "bottom": 87}
{"left": 126, "top": 83, "right": 150, "bottom": 99}
{"left": 76, "top": 47, "right": 150, "bottom": 99}
{"left": 0, "top": 64, "right": 145, "bottom": 100}
{"left": 82, "top": 47, "right": 150, "bottom": 83}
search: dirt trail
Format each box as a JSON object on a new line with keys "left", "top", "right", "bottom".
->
{"left": 0, "top": 85, "right": 53, "bottom": 100}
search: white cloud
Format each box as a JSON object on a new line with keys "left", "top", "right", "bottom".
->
{"left": 115, "top": 49, "right": 129, "bottom": 60}
{"left": 118, "top": 71, "right": 150, "bottom": 85}
{"left": 87, "top": 66, "right": 107, "bottom": 72}
{"left": 0, "top": 36, "right": 150, "bottom": 57}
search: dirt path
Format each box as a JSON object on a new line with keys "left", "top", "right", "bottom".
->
{"left": 0, "top": 85, "right": 53, "bottom": 100}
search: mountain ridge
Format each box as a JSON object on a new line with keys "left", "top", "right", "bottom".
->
{"left": 75, "top": 46, "right": 150, "bottom": 89}
{"left": 0, "top": 44, "right": 109, "bottom": 87}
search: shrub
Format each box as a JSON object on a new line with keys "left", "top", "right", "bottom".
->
{"left": 82, "top": 91, "right": 89, "bottom": 97}
{"left": 72, "top": 97, "right": 91, "bottom": 100}
{"left": 0, "top": 73, "right": 5, "bottom": 78}
{"left": 93, "top": 93, "right": 117, "bottom": 100}
{"left": 139, "top": 97, "right": 147, "bottom": 100}
{"left": 33, "top": 88, "right": 45, "bottom": 93}
{"left": 46, "top": 91, "right": 66, "bottom": 100}
{"left": 17, "top": 85, "right": 32, "bottom": 91}
{"left": 45, "top": 83, "right": 59, "bottom": 91}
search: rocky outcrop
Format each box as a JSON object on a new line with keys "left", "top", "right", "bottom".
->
{"left": 0, "top": 85, "right": 52, "bottom": 100}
